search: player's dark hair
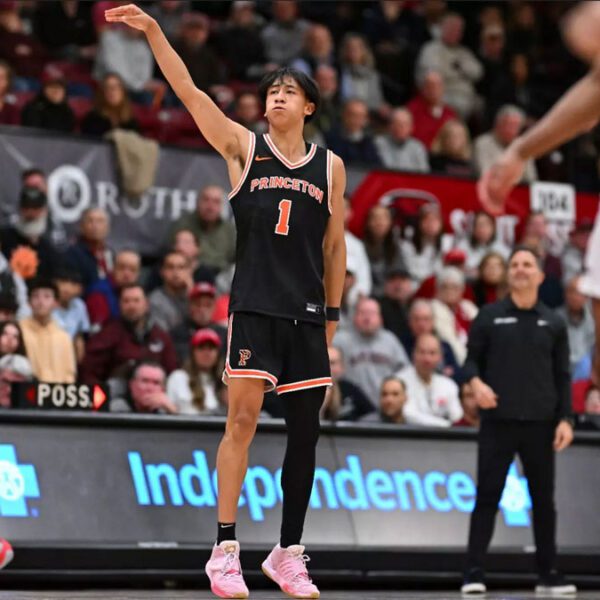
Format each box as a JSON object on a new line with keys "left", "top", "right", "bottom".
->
{"left": 258, "top": 67, "right": 320, "bottom": 123}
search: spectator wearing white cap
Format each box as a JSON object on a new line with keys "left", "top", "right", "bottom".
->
{"left": 431, "top": 266, "right": 478, "bottom": 365}
{"left": 0, "top": 354, "right": 34, "bottom": 408}
{"left": 166, "top": 328, "right": 226, "bottom": 415}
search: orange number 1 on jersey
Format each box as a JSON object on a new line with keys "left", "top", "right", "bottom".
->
{"left": 275, "top": 199, "right": 292, "bottom": 236}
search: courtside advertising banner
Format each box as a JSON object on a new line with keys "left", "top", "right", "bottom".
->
{"left": 0, "top": 418, "right": 598, "bottom": 549}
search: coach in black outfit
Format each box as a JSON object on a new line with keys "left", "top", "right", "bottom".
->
{"left": 461, "top": 246, "right": 576, "bottom": 596}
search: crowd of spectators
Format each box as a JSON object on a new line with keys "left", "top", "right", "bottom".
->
{"left": 0, "top": 163, "right": 596, "bottom": 429}
{"left": 0, "top": 0, "right": 598, "bottom": 429}
{"left": 0, "top": 0, "right": 596, "bottom": 187}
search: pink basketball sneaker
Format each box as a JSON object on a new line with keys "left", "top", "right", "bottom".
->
{"left": 0, "top": 539, "right": 13, "bottom": 569}
{"left": 262, "top": 544, "right": 320, "bottom": 599}
{"left": 205, "top": 540, "right": 249, "bottom": 599}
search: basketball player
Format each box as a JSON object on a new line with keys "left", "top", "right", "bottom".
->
{"left": 106, "top": 5, "right": 346, "bottom": 599}
{"left": 478, "top": 1, "right": 600, "bottom": 385}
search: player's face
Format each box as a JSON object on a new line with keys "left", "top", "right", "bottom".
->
{"left": 265, "top": 78, "right": 314, "bottom": 126}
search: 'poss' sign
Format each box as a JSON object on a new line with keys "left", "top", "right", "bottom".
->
{"left": 11, "top": 383, "right": 109, "bottom": 412}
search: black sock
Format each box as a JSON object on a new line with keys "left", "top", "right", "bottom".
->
{"left": 280, "top": 387, "right": 324, "bottom": 548}
{"left": 217, "top": 522, "right": 236, "bottom": 544}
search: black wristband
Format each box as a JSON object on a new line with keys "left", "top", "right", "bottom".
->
{"left": 326, "top": 306, "right": 340, "bottom": 321}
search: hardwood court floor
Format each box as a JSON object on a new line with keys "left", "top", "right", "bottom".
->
{"left": 0, "top": 592, "right": 594, "bottom": 600}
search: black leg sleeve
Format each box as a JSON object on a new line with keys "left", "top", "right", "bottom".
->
{"left": 279, "top": 386, "right": 325, "bottom": 548}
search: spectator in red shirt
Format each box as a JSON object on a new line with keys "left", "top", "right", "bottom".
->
{"left": 85, "top": 249, "right": 140, "bottom": 330}
{"left": 81, "top": 283, "right": 177, "bottom": 385}
{"left": 407, "top": 70, "right": 457, "bottom": 149}
{"left": 0, "top": 60, "right": 18, "bottom": 125}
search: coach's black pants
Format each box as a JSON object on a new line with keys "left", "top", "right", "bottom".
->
{"left": 466, "top": 419, "right": 557, "bottom": 575}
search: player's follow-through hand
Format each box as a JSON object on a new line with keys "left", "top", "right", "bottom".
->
{"left": 477, "top": 145, "right": 526, "bottom": 217}
{"left": 105, "top": 3, "right": 154, "bottom": 32}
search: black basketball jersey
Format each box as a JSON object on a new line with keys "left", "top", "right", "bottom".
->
{"left": 228, "top": 132, "right": 333, "bottom": 325}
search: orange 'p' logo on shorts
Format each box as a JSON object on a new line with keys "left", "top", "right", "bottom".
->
{"left": 238, "top": 349, "right": 252, "bottom": 366}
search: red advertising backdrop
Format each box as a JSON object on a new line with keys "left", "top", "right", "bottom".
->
{"left": 348, "top": 171, "right": 598, "bottom": 250}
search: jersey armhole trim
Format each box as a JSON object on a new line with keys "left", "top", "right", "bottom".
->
{"left": 326, "top": 149, "right": 333, "bottom": 215}
{"left": 228, "top": 130, "right": 256, "bottom": 200}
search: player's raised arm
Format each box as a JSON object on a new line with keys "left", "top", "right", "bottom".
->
{"left": 105, "top": 4, "right": 247, "bottom": 160}
{"left": 479, "top": 2, "right": 600, "bottom": 212}
{"left": 323, "top": 154, "right": 347, "bottom": 347}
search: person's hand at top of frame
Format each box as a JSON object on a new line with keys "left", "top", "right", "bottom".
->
{"left": 477, "top": 145, "right": 525, "bottom": 217}
{"left": 553, "top": 420, "right": 574, "bottom": 452}
{"left": 563, "top": 2, "right": 600, "bottom": 66}
{"left": 105, "top": 3, "right": 155, "bottom": 33}
{"left": 470, "top": 377, "right": 498, "bottom": 410}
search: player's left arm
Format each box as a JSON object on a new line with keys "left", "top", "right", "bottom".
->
{"left": 323, "top": 154, "right": 347, "bottom": 347}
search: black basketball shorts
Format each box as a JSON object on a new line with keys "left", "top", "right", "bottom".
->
{"left": 223, "top": 311, "right": 332, "bottom": 395}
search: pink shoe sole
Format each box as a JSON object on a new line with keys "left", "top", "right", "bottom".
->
{"left": 261, "top": 559, "right": 320, "bottom": 599}
{"left": 205, "top": 566, "right": 249, "bottom": 599}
